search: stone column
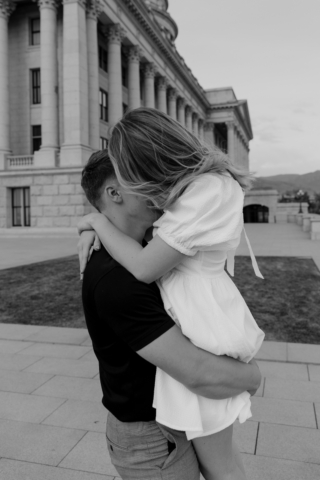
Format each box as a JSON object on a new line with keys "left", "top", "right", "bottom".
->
{"left": 192, "top": 114, "right": 198, "bottom": 137}
{"left": 0, "top": 0, "right": 16, "bottom": 169}
{"left": 185, "top": 106, "right": 192, "bottom": 132}
{"left": 127, "top": 45, "right": 141, "bottom": 110}
{"left": 198, "top": 120, "right": 204, "bottom": 142}
{"left": 33, "top": 0, "right": 59, "bottom": 168}
{"left": 157, "top": 76, "right": 167, "bottom": 114}
{"left": 144, "top": 63, "right": 156, "bottom": 108}
{"left": 177, "top": 97, "right": 185, "bottom": 126}
{"left": 107, "top": 24, "right": 125, "bottom": 126}
{"left": 60, "top": 0, "right": 91, "bottom": 166}
{"left": 204, "top": 122, "right": 215, "bottom": 147}
{"left": 168, "top": 88, "right": 177, "bottom": 120}
{"left": 86, "top": 0, "right": 101, "bottom": 151}
{"left": 226, "top": 121, "right": 235, "bottom": 163}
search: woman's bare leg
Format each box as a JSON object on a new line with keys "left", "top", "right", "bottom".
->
{"left": 192, "top": 425, "right": 247, "bottom": 480}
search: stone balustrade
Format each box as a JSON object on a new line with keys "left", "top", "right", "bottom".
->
{"left": 7, "top": 156, "right": 34, "bottom": 169}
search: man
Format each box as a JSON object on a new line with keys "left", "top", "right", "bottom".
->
{"left": 79, "top": 150, "right": 261, "bottom": 480}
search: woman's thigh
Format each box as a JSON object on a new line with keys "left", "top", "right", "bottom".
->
{"left": 106, "top": 413, "right": 200, "bottom": 480}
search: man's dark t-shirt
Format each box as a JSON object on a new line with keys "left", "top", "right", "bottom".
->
{"left": 82, "top": 246, "right": 175, "bottom": 422}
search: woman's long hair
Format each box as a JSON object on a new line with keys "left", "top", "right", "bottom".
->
{"left": 108, "top": 107, "right": 253, "bottom": 210}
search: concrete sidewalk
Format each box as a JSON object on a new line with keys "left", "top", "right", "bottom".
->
{"left": 0, "top": 323, "right": 319, "bottom": 480}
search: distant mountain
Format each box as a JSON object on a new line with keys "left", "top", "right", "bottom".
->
{"left": 253, "top": 171, "right": 320, "bottom": 195}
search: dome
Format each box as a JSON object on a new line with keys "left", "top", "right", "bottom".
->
{"left": 144, "top": 0, "right": 168, "bottom": 11}
{"left": 143, "top": 0, "right": 178, "bottom": 42}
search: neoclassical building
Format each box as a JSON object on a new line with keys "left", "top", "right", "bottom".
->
{"left": 0, "top": 0, "right": 255, "bottom": 231}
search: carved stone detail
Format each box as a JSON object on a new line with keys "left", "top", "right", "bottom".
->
{"left": 105, "top": 23, "right": 126, "bottom": 45}
{"left": 144, "top": 62, "right": 156, "bottom": 78}
{"left": 157, "top": 76, "right": 168, "bottom": 91}
{"left": 168, "top": 88, "right": 177, "bottom": 100}
{"left": 63, "top": 0, "right": 86, "bottom": 7}
{"left": 177, "top": 97, "right": 185, "bottom": 109}
{"left": 86, "top": 0, "right": 103, "bottom": 19}
{"left": 204, "top": 121, "right": 214, "bottom": 132}
{"left": 0, "top": 0, "right": 16, "bottom": 19}
{"left": 127, "top": 45, "right": 141, "bottom": 63}
{"left": 226, "top": 120, "right": 234, "bottom": 130}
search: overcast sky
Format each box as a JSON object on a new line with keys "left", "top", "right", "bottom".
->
{"left": 168, "top": 0, "right": 320, "bottom": 177}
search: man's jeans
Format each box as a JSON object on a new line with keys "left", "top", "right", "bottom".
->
{"left": 106, "top": 412, "right": 200, "bottom": 479}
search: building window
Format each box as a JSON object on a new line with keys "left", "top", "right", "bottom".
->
{"left": 100, "top": 137, "right": 108, "bottom": 150}
{"left": 12, "top": 187, "right": 31, "bottom": 227}
{"left": 32, "top": 125, "right": 42, "bottom": 153}
{"left": 99, "top": 46, "right": 108, "bottom": 72}
{"left": 31, "top": 69, "right": 41, "bottom": 104}
{"left": 123, "top": 103, "right": 127, "bottom": 115}
{"left": 30, "top": 18, "right": 40, "bottom": 46}
{"left": 99, "top": 89, "right": 108, "bottom": 122}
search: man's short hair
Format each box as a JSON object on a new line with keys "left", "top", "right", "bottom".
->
{"left": 81, "top": 149, "right": 115, "bottom": 208}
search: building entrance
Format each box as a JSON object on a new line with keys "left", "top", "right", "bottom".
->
{"left": 243, "top": 204, "right": 269, "bottom": 223}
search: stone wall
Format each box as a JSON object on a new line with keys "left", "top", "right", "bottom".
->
{"left": 0, "top": 169, "right": 92, "bottom": 229}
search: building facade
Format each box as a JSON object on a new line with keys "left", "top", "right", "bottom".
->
{"left": 0, "top": 0, "right": 254, "bottom": 231}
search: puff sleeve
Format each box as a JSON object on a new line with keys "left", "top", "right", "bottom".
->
{"left": 153, "top": 173, "right": 244, "bottom": 256}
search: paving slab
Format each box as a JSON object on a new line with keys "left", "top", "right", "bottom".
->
{"left": 24, "top": 357, "right": 99, "bottom": 378}
{"left": 242, "top": 453, "right": 320, "bottom": 480}
{"left": 79, "top": 349, "right": 97, "bottom": 362}
{"left": 256, "top": 423, "right": 320, "bottom": 464}
{"left": 43, "top": 399, "right": 108, "bottom": 433}
{"left": 0, "top": 323, "right": 46, "bottom": 340}
{"left": 255, "top": 341, "right": 287, "bottom": 362}
{"left": 233, "top": 420, "right": 258, "bottom": 454}
{"left": 0, "top": 418, "right": 86, "bottom": 466}
{"left": 26, "top": 326, "right": 90, "bottom": 345}
{"left": 0, "top": 339, "right": 35, "bottom": 354}
{"left": 309, "top": 364, "right": 320, "bottom": 382}
{"left": 0, "top": 390, "right": 66, "bottom": 423}
{"left": 59, "top": 431, "right": 118, "bottom": 477}
{"left": 0, "top": 368, "right": 53, "bottom": 394}
{"left": 0, "top": 352, "right": 42, "bottom": 371}
{"left": 81, "top": 336, "right": 93, "bottom": 346}
{"left": 0, "top": 459, "right": 112, "bottom": 480}
{"left": 32, "top": 375, "right": 102, "bottom": 402}
{"left": 251, "top": 396, "right": 316, "bottom": 428}
{"left": 257, "top": 360, "right": 309, "bottom": 381}
{"left": 288, "top": 343, "right": 320, "bottom": 364}
{"left": 18, "top": 342, "right": 91, "bottom": 359}
{"left": 264, "top": 377, "right": 320, "bottom": 403}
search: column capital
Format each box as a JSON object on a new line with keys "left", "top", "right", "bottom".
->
{"left": 204, "top": 121, "right": 214, "bottom": 131}
{"left": 86, "top": 0, "right": 102, "bottom": 19}
{"left": 36, "top": 0, "right": 61, "bottom": 10}
{"left": 103, "top": 23, "right": 126, "bottom": 45}
{"left": 144, "top": 62, "right": 156, "bottom": 78}
{"left": 185, "top": 105, "right": 192, "bottom": 115}
{"left": 126, "top": 45, "right": 141, "bottom": 63}
{"left": 0, "top": 0, "right": 16, "bottom": 20}
{"left": 226, "top": 120, "right": 234, "bottom": 130}
{"left": 168, "top": 88, "right": 177, "bottom": 100}
{"left": 177, "top": 97, "right": 185, "bottom": 109}
{"left": 157, "top": 76, "right": 168, "bottom": 91}
{"left": 63, "top": 0, "right": 86, "bottom": 7}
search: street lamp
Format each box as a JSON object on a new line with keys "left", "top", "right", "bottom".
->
{"left": 296, "top": 190, "right": 304, "bottom": 214}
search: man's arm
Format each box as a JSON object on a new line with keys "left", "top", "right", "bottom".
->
{"left": 94, "top": 268, "right": 261, "bottom": 400}
{"left": 137, "top": 325, "right": 261, "bottom": 400}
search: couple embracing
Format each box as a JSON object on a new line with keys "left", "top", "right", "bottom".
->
{"left": 78, "top": 107, "right": 264, "bottom": 480}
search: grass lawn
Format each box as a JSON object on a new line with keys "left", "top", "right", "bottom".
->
{"left": 1, "top": 255, "right": 320, "bottom": 343}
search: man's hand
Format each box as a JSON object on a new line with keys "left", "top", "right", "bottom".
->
{"left": 247, "top": 358, "right": 262, "bottom": 396}
{"left": 77, "top": 231, "right": 101, "bottom": 279}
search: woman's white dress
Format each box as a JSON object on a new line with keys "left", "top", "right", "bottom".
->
{"left": 152, "top": 173, "right": 265, "bottom": 440}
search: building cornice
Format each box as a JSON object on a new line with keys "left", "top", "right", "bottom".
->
{"left": 120, "top": 0, "right": 209, "bottom": 110}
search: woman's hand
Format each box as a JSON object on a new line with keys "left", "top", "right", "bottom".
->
{"left": 77, "top": 231, "right": 101, "bottom": 279}
{"left": 77, "top": 213, "right": 106, "bottom": 235}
